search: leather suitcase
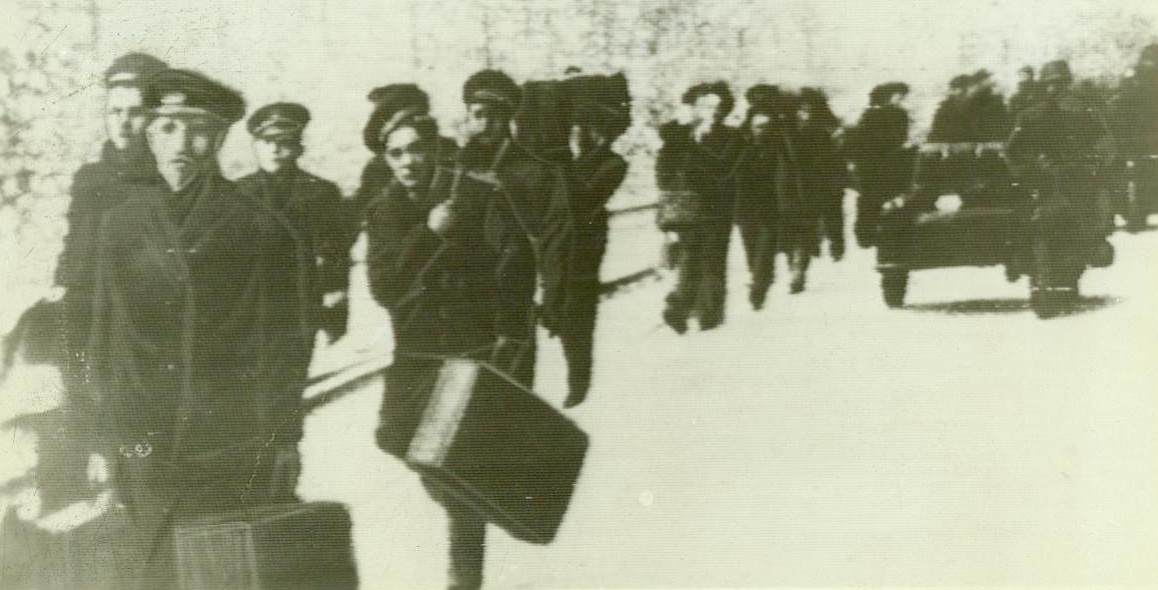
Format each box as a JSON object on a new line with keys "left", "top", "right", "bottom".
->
{"left": 405, "top": 358, "right": 589, "bottom": 544}
{"left": 174, "top": 502, "right": 358, "bottom": 590}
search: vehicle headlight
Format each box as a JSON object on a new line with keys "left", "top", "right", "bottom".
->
{"left": 934, "top": 194, "right": 963, "bottom": 213}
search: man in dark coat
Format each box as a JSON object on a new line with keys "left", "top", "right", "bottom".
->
{"left": 847, "top": 82, "right": 914, "bottom": 248}
{"left": 928, "top": 75, "right": 971, "bottom": 142}
{"left": 659, "top": 81, "right": 744, "bottom": 333}
{"left": 791, "top": 88, "right": 845, "bottom": 289}
{"left": 1009, "top": 65, "right": 1040, "bottom": 116}
{"left": 548, "top": 74, "right": 630, "bottom": 407}
{"left": 733, "top": 85, "right": 798, "bottom": 308}
{"left": 963, "top": 70, "right": 1012, "bottom": 142}
{"left": 86, "top": 69, "right": 311, "bottom": 588}
{"left": 1007, "top": 60, "right": 1115, "bottom": 315}
{"left": 1109, "top": 44, "right": 1158, "bottom": 231}
{"left": 364, "top": 85, "right": 537, "bottom": 589}
{"left": 352, "top": 84, "right": 457, "bottom": 226}
{"left": 797, "top": 88, "right": 847, "bottom": 262}
{"left": 24, "top": 52, "right": 170, "bottom": 530}
{"left": 455, "top": 70, "right": 573, "bottom": 389}
{"left": 54, "top": 53, "right": 168, "bottom": 369}
{"left": 237, "top": 103, "right": 356, "bottom": 343}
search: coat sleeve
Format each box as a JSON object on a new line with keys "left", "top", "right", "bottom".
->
{"left": 313, "top": 180, "right": 355, "bottom": 296}
{"left": 78, "top": 213, "right": 125, "bottom": 457}
{"left": 364, "top": 198, "right": 443, "bottom": 312}
{"left": 254, "top": 212, "right": 312, "bottom": 446}
{"left": 491, "top": 202, "right": 538, "bottom": 343}
{"left": 55, "top": 166, "right": 101, "bottom": 289}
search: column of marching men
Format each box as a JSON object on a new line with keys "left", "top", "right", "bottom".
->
{"left": 8, "top": 41, "right": 1158, "bottom": 589}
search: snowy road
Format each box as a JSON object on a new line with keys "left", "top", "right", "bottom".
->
{"left": 298, "top": 208, "right": 1158, "bottom": 589}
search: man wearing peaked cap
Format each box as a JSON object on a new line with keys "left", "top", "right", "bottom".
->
{"left": 847, "top": 80, "right": 913, "bottom": 247}
{"left": 55, "top": 52, "right": 169, "bottom": 319}
{"left": 463, "top": 69, "right": 522, "bottom": 114}
{"left": 103, "top": 52, "right": 168, "bottom": 89}
{"left": 145, "top": 68, "right": 246, "bottom": 124}
{"left": 353, "top": 83, "right": 453, "bottom": 225}
{"left": 929, "top": 74, "right": 972, "bottom": 142}
{"left": 1111, "top": 44, "right": 1158, "bottom": 230}
{"left": 86, "top": 67, "right": 315, "bottom": 588}
{"left": 658, "top": 81, "right": 743, "bottom": 334}
{"left": 26, "top": 52, "right": 170, "bottom": 588}
{"left": 237, "top": 102, "right": 356, "bottom": 345}
{"left": 248, "top": 101, "right": 310, "bottom": 139}
{"left": 384, "top": 67, "right": 565, "bottom": 590}
{"left": 733, "top": 85, "right": 798, "bottom": 311}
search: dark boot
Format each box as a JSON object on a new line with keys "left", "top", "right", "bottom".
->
{"left": 830, "top": 238, "right": 845, "bottom": 261}
{"left": 662, "top": 306, "right": 688, "bottom": 335}
{"left": 749, "top": 285, "right": 768, "bottom": 311}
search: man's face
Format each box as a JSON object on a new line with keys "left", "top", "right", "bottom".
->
{"left": 889, "top": 92, "right": 907, "bottom": 108}
{"left": 104, "top": 86, "right": 148, "bottom": 151}
{"left": 146, "top": 113, "right": 223, "bottom": 191}
{"left": 795, "top": 103, "right": 812, "bottom": 126}
{"left": 749, "top": 113, "right": 772, "bottom": 139}
{"left": 382, "top": 125, "right": 434, "bottom": 189}
{"left": 252, "top": 136, "right": 303, "bottom": 174}
{"left": 464, "top": 102, "right": 509, "bottom": 144}
{"left": 692, "top": 93, "right": 722, "bottom": 125}
{"left": 1043, "top": 79, "right": 1069, "bottom": 100}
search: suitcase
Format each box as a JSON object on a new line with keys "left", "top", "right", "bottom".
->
{"left": 404, "top": 358, "right": 589, "bottom": 544}
{"left": 173, "top": 502, "right": 358, "bottom": 590}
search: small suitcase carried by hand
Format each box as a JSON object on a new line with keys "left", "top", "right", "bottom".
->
{"left": 174, "top": 501, "right": 358, "bottom": 590}
{"left": 404, "top": 358, "right": 589, "bottom": 544}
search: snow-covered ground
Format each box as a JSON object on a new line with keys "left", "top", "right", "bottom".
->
{"left": 297, "top": 200, "right": 1158, "bottom": 589}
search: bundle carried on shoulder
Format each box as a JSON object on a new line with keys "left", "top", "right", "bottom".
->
{"left": 514, "top": 72, "right": 632, "bottom": 158}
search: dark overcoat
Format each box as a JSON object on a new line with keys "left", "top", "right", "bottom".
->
{"left": 87, "top": 171, "right": 311, "bottom": 501}
{"left": 236, "top": 166, "right": 356, "bottom": 338}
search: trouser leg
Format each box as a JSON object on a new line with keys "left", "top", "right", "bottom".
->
{"left": 696, "top": 222, "right": 731, "bottom": 330}
{"left": 789, "top": 246, "right": 812, "bottom": 294}
{"left": 748, "top": 224, "right": 776, "bottom": 309}
{"left": 561, "top": 281, "right": 599, "bottom": 407}
{"left": 823, "top": 191, "right": 846, "bottom": 259}
{"left": 424, "top": 479, "right": 486, "bottom": 590}
{"left": 664, "top": 228, "right": 701, "bottom": 333}
{"left": 855, "top": 192, "right": 884, "bottom": 248}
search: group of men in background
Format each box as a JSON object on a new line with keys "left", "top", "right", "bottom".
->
{"left": 655, "top": 42, "right": 1158, "bottom": 333}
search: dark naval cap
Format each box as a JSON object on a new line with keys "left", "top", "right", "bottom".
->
{"left": 145, "top": 68, "right": 246, "bottom": 124}
{"left": 103, "top": 52, "right": 168, "bottom": 88}
{"left": 462, "top": 69, "right": 521, "bottom": 110}
{"left": 363, "top": 84, "right": 433, "bottom": 152}
{"left": 247, "top": 102, "right": 310, "bottom": 140}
